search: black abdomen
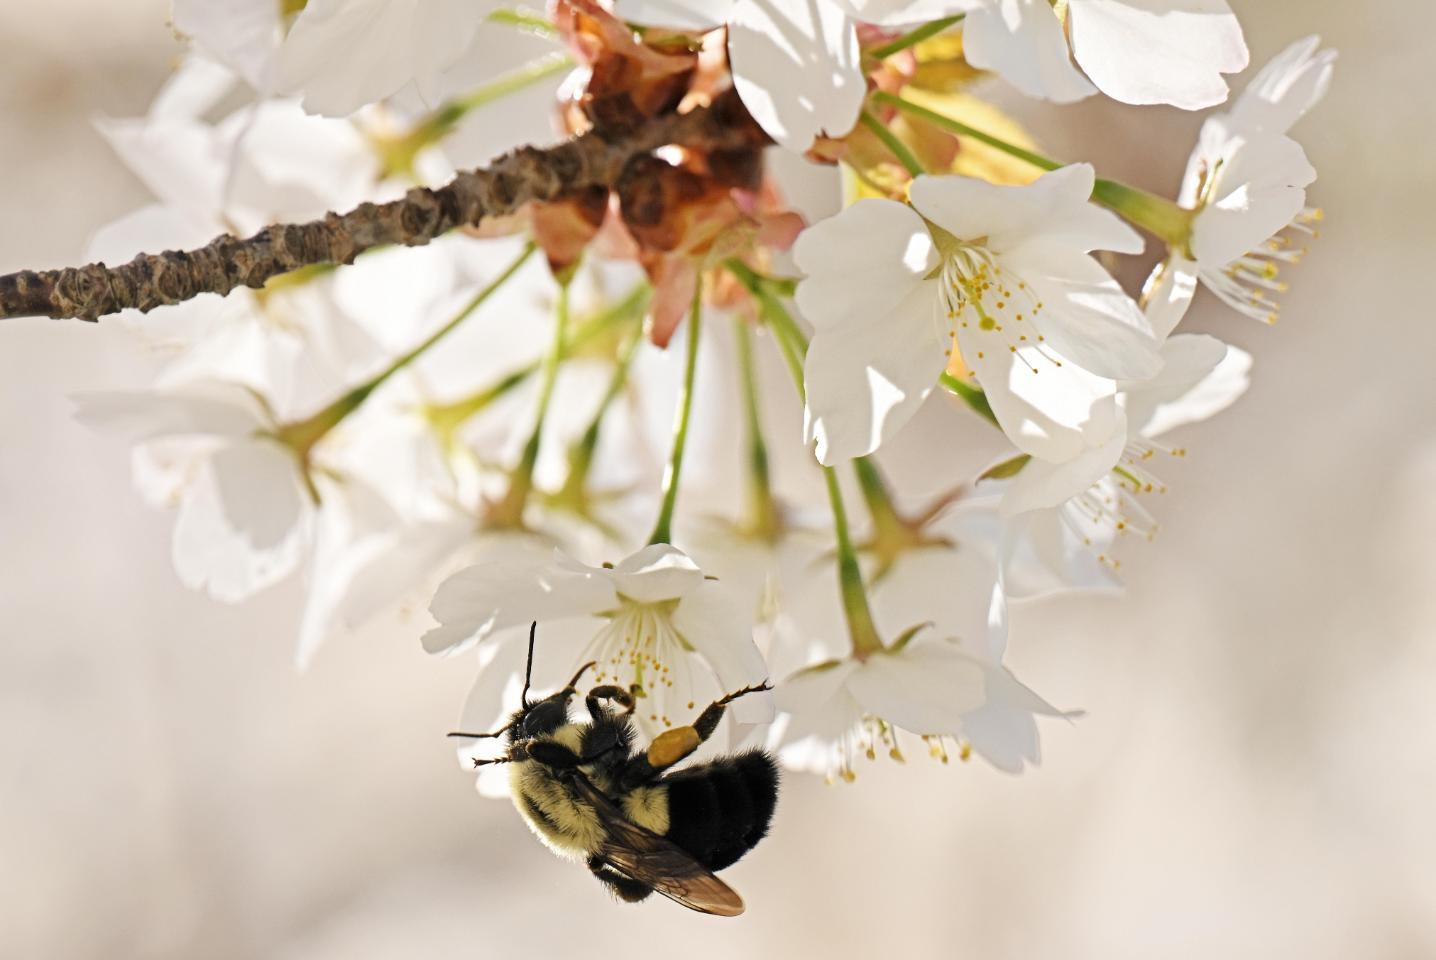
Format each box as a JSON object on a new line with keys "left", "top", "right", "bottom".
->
{"left": 662, "top": 750, "right": 779, "bottom": 871}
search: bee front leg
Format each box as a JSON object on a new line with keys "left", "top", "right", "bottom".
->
{"left": 526, "top": 740, "right": 582, "bottom": 770}
{"left": 585, "top": 684, "right": 636, "bottom": 720}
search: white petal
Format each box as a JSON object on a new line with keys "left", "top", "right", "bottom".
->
{"left": 794, "top": 200, "right": 936, "bottom": 332}
{"left": 172, "top": 0, "right": 282, "bottom": 92}
{"left": 294, "top": 479, "right": 468, "bottom": 670}
{"left": 911, "top": 165, "right": 1142, "bottom": 255}
{"left": 612, "top": 0, "right": 733, "bottom": 27}
{"left": 1068, "top": 0, "right": 1248, "bottom": 110}
{"left": 1000, "top": 507, "right": 1122, "bottom": 599}
{"left": 804, "top": 277, "right": 947, "bottom": 465}
{"left": 961, "top": 325, "right": 1119, "bottom": 462}
{"left": 728, "top": 0, "right": 865, "bottom": 152}
{"left": 277, "top": 0, "right": 488, "bottom": 116}
{"left": 831, "top": 0, "right": 981, "bottom": 26}
{"left": 1140, "top": 254, "right": 1200, "bottom": 341}
{"left": 211, "top": 437, "right": 307, "bottom": 550}
{"left": 1225, "top": 35, "right": 1336, "bottom": 138}
{"left": 171, "top": 447, "right": 307, "bottom": 602}
{"left": 1000, "top": 419, "right": 1126, "bottom": 516}
{"left": 960, "top": 663, "right": 1065, "bottom": 772}
{"left": 774, "top": 659, "right": 861, "bottom": 715}
{"left": 672, "top": 580, "right": 774, "bottom": 724}
{"left": 608, "top": 544, "right": 706, "bottom": 603}
{"left": 72, "top": 383, "right": 266, "bottom": 442}
{"left": 1126, "top": 335, "right": 1252, "bottom": 437}
{"left": 846, "top": 642, "right": 986, "bottom": 734}
{"left": 1001, "top": 244, "right": 1161, "bottom": 380}
{"left": 422, "top": 548, "right": 618, "bottom": 657}
{"left": 962, "top": 0, "right": 1096, "bottom": 103}
{"left": 1191, "top": 131, "right": 1315, "bottom": 266}
{"left": 147, "top": 54, "right": 244, "bottom": 121}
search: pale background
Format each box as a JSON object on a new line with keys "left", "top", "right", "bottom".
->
{"left": 2, "top": 2, "right": 1433, "bottom": 958}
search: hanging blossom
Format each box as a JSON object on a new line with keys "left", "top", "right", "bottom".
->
{"left": 424, "top": 543, "right": 776, "bottom": 734}
{"left": 174, "top": 0, "right": 497, "bottom": 116}
{"left": 613, "top": 0, "right": 974, "bottom": 152}
{"left": 770, "top": 606, "right": 1062, "bottom": 780}
{"left": 1144, "top": 36, "right": 1336, "bottom": 336}
{"left": 794, "top": 163, "right": 1160, "bottom": 468}
{"left": 279, "top": 0, "right": 498, "bottom": 116}
{"left": 959, "top": 0, "right": 1248, "bottom": 110}
{"left": 992, "top": 333, "right": 1253, "bottom": 584}
{"left": 804, "top": 507, "right": 1062, "bottom": 769}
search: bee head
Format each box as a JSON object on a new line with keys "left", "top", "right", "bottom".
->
{"left": 449, "top": 624, "right": 598, "bottom": 753}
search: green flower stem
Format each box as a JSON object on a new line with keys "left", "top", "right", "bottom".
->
{"left": 939, "top": 372, "right": 1000, "bottom": 428}
{"left": 734, "top": 318, "right": 781, "bottom": 541}
{"left": 874, "top": 89, "right": 1060, "bottom": 171}
{"left": 872, "top": 90, "right": 1195, "bottom": 248}
{"left": 853, "top": 457, "right": 905, "bottom": 540}
{"left": 859, "top": 109, "right": 926, "bottom": 179}
{"left": 488, "top": 7, "right": 559, "bottom": 38}
{"left": 725, "top": 259, "right": 806, "bottom": 388}
{"left": 647, "top": 281, "right": 703, "bottom": 546}
{"left": 823, "top": 465, "right": 887, "bottom": 658}
{"left": 1090, "top": 178, "right": 1195, "bottom": 252}
{"left": 276, "top": 241, "right": 536, "bottom": 459}
{"left": 867, "top": 14, "right": 966, "bottom": 60}
{"left": 492, "top": 275, "right": 571, "bottom": 525}
{"left": 426, "top": 282, "right": 649, "bottom": 436}
{"left": 728, "top": 261, "right": 885, "bottom": 658}
{"left": 379, "top": 52, "right": 573, "bottom": 175}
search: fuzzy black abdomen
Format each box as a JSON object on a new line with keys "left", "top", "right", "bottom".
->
{"left": 662, "top": 750, "right": 779, "bottom": 872}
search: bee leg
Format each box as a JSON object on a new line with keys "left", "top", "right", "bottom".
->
{"left": 587, "top": 855, "right": 654, "bottom": 903}
{"left": 617, "top": 681, "right": 773, "bottom": 789}
{"left": 526, "top": 740, "right": 582, "bottom": 770}
{"left": 585, "top": 684, "right": 636, "bottom": 720}
{"left": 693, "top": 681, "right": 774, "bottom": 740}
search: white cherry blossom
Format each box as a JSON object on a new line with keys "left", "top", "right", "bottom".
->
{"left": 171, "top": 0, "right": 285, "bottom": 93}
{"left": 864, "top": 527, "right": 1067, "bottom": 771}
{"left": 74, "top": 382, "right": 311, "bottom": 602}
{"left": 1144, "top": 36, "right": 1335, "bottom": 335}
{"left": 995, "top": 334, "right": 1252, "bottom": 581}
{"left": 770, "top": 636, "right": 1001, "bottom": 780}
{"left": 794, "top": 163, "right": 1158, "bottom": 467}
{"left": 616, "top": 0, "right": 972, "bottom": 153}
{"left": 425, "top": 543, "right": 775, "bottom": 733}
{"left": 961, "top": 0, "right": 1249, "bottom": 110}
{"left": 278, "top": 0, "right": 496, "bottom": 116}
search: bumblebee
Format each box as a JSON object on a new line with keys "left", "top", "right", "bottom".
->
{"left": 450, "top": 624, "right": 779, "bottom": 916}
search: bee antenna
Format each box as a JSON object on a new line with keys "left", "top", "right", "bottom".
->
{"left": 521, "top": 621, "right": 538, "bottom": 708}
{"left": 447, "top": 730, "right": 506, "bottom": 739}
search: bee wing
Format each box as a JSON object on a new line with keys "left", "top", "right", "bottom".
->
{"left": 569, "top": 771, "right": 745, "bottom": 917}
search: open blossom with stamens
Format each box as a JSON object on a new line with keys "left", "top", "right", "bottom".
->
{"left": 424, "top": 543, "right": 775, "bottom": 734}
{"left": 996, "top": 334, "right": 1253, "bottom": 576}
{"left": 795, "top": 163, "right": 1160, "bottom": 467}
{"left": 959, "top": 0, "right": 1248, "bottom": 110}
{"left": 1144, "top": 36, "right": 1336, "bottom": 336}
{"left": 770, "top": 637, "right": 986, "bottom": 781}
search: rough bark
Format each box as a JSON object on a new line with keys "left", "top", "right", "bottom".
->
{"left": 0, "top": 92, "right": 763, "bottom": 322}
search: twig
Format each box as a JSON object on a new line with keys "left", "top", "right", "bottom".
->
{"left": 0, "top": 92, "right": 762, "bottom": 322}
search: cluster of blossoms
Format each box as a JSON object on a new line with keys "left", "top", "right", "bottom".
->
{"left": 61, "top": 0, "right": 1332, "bottom": 784}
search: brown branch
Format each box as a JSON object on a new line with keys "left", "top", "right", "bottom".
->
{"left": 0, "top": 92, "right": 763, "bottom": 322}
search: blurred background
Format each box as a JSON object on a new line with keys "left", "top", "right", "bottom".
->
{"left": 2, "top": 2, "right": 1433, "bottom": 957}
